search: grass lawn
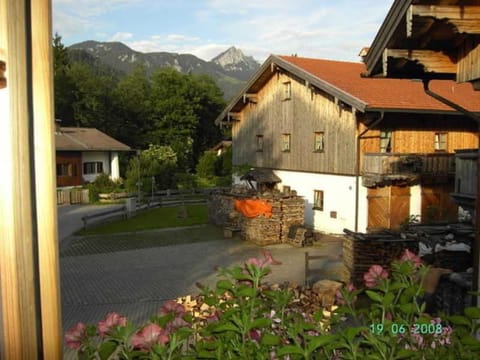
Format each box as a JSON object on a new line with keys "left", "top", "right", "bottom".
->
{"left": 77, "top": 204, "right": 208, "bottom": 235}
{"left": 61, "top": 224, "right": 226, "bottom": 257}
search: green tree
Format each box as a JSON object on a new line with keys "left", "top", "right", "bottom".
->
{"left": 111, "top": 66, "right": 152, "bottom": 149}
{"left": 125, "top": 145, "right": 178, "bottom": 193}
{"left": 53, "top": 33, "right": 76, "bottom": 122}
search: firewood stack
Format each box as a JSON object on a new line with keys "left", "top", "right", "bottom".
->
{"left": 241, "top": 194, "right": 305, "bottom": 246}
{"left": 286, "top": 225, "right": 314, "bottom": 247}
{"left": 342, "top": 230, "right": 419, "bottom": 287}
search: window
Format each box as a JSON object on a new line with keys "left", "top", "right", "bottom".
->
{"left": 83, "top": 161, "right": 103, "bottom": 175}
{"left": 256, "top": 135, "right": 264, "bottom": 152}
{"left": 283, "top": 81, "right": 291, "bottom": 100}
{"left": 380, "top": 130, "right": 392, "bottom": 153}
{"left": 434, "top": 132, "right": 447, "bottom": 151}
{"left": 313, "top": 190, "right": 324, "bottom": 211}
{"left": 314, "top": 132, "right": 325, "bottom": 152}
{"left": 56, "top": 163, "right": 76, "bottom": 177}
{"left": 281, "top": 133, "right": 291, "bottom": 152}
{"left": 283, "top": 185, "right": 291, "bottom": 193}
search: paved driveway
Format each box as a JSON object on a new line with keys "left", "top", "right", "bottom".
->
{"left": 58, "top": 205, "right": 344, "bottom": 358}
{"left": 57, "top": 203, "right": 125, "bottom": 240}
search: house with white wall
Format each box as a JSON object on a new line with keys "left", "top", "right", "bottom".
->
{"left": 216, "top": 55, "right": 480, "bottom": 234}
{"left": 55, "top": 126, "right": 131, "bottom": 187}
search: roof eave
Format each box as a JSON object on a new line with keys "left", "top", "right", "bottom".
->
{"left": 364, "top": 0, "right": 413, "bottom": 77}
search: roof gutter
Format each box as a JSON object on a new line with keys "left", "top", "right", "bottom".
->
{"left": 423, "top": 79, "right": 480, "bottom": 303}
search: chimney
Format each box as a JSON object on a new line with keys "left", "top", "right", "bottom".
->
{"left": 358, "top": 47, "right": 370, "bottom": 63}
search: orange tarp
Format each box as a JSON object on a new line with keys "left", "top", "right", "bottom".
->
{"left": 234, "top": 199, "right": 272, "bottom": 218}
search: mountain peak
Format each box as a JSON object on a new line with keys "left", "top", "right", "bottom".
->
{"left": 211, "top": 46, "right": 259, "bottom": 78}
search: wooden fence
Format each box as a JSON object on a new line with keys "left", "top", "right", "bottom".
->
{"left": 56, "top": 188, "right": 89, "bottom": 205}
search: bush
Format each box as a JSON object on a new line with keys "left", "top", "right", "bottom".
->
{"left": 86, "top": 173, "right": 121, "bottom": 202}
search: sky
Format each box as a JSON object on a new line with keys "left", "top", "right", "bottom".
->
{"left": 52, "top": 0, "right": 395, "bottom": 64}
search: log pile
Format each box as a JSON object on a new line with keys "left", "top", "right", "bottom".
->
{"left": 286, "top": 225, "right": 314, "bottom": 247}
{"left": 342, "top": 229, "right": 419, "bottom": 287}
{"left": 208, "top": 188, "right": 305, "bottom": 246}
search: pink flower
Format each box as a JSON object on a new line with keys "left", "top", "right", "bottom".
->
{"left": 245, "top": 250, "right": 282, "bottom": 268}
{"left": 65, "top": 322, "right": 87, "bottom": 350}
{"left": 249, "top": 329, "right": 262, "bottom": 342}
{"left": 159, "top": 300, "right": 186, "bottom": 317}
{"left": 363, "top": 265, "right": 389, "bottom": 288}
{"left": 97, "top": 312, "right": 127, "bottom": 337}
{"left": 400, "top": 249, "right": 422, "bottom": 268}
{"left": 130, "top": 323, "right": 169, "bottom": 351}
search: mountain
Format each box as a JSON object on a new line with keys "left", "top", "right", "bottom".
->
{"left": 68, "top": 41, "right": 261, "bottom": 99}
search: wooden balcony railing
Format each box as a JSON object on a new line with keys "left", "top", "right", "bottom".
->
{"left": 362, "top": 153, "right": 455, "bottom": 176}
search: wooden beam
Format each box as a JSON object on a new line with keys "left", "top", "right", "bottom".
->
{"left": 410, "top": 5, "right": 480, "bottom": 34}
{"left": 0, "top": 59, "right": 5, "bottom": 89}
{"left": 228, "top": 112, "right": 242, "bottom": 121}
{"left": 243, "top": 93, "right": 258, "bottom": 104}
{"left": 31, "top": 0, "right": 63, "bottom": 357}
{"left": 0, "top": 0, "right": 40, "bottom": 357}
{"left": 384, "top": 49, "right": 456, "bottom": 74}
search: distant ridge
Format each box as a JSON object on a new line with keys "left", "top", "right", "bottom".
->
{"left": 68, "top": 41, "right": 261, "bottom": 99}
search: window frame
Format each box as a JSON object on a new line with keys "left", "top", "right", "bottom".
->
{"left": 281, "top": 133, "right": 291, "bottom": 152}
{"left": 83, "top": 161, "right": 104, "bottom": 175}
{"left": 434, "top": 132, "right": 447, "bottom": 152}
{"left": 256, "top": 134, "right": 264, "bottom": 152}
{"left": 380, "top": 130, "right": 392, "bottom": 153}
{"left": 283, "top": 81, "right": 291, "bottom": 100}
{"left": 313, "top": 131, "right": 325, "bottom": 152}
{"left": 313, "top": 190, "right": 324, "bottom": 211}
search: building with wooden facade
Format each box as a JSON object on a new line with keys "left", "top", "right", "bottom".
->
{"left": 216, "top": 55, "right": 480, "bottom": 234}
{"left": 55, "top": 125, "right": 131, "bottom": 187}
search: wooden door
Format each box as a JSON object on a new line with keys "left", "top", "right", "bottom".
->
{"left": 367, "top": 186, "right": 410, "bottom": 230}
{"left": 421, "top": 184, "right": 458, "bottom": 222}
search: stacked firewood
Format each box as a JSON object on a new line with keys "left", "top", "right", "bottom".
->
{"left": 342, "top": 231, "right": 418, "bottom": 287}
{"left": 280, "top": 197, "right": 305, "bottom": 243}
{"left": 243, "top": 199, "right": 282, "bottom": 245}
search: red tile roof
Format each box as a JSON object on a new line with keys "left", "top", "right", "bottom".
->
{"left": 55, "top": 127, "right": 131, "bottom": 151}
{"left": 279, "top": 55, "right": 480, "bottom": 113}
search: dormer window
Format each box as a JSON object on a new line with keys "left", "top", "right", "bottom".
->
{"left": 434, "top": 132, "right": 447, "bottom": 151}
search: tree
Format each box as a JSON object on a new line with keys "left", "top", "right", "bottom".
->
{"left": 125, "top": 145, "right": 178, "bottom": 193}
{"left": 53, "top": 33, "right": 76, "bottom": 122}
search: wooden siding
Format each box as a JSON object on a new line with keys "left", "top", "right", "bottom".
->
{"left": 56, "top": 151, "right": 82, "bottom": 187}
{"left": 360, "top": 113, "right": 478, "bottom": 156}
{"left": 458, "top": 38, "right": 480, "bottom": 84}
{"left": 232, "top": 72, "right": 357, "bottom": 174}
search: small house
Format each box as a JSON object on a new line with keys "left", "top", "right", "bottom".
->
{"left": 55, "top": 125, "right": 131, "bottom": 187}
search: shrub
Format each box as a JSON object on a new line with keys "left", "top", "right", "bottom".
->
{"left": 86, "top": 173, "right": 121, "bottom": 202}
{"left": 65, "top": 249, "right": 480, "bottom": 359}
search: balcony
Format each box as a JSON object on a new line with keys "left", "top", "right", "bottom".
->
{"left": 362, "top": 153, "right": 455, "bottom": 187}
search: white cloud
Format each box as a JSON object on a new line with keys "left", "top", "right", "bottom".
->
{"left": 53, "top": 0, "right": 141, "bottom": 17}
{"left": 166, "top": 34, "right": 201, "bottom": 42}
{"left": 110, "top": 32, "right": 134, "bottom": 42}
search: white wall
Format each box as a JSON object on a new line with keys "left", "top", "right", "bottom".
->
{"left": 234, "top": 169, "right": 366, "bottom": 234}
{"left": 110, "top": 151, "right": 120, "bottom": 180}
{"left": 81, "top": 152, "right": 110, "bottom": 183}
{"left": 410, "top": 185, "right": 422, "bottom": 221}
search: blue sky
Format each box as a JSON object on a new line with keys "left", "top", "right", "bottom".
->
{"left": 52, "top": 0, "right": 395, "bottom": 63}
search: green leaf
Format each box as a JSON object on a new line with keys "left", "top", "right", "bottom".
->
{"left": 395, "top": 349, "right": 418, "bottom": 359}
{"left": 344, "top": 327, "right": 363, "bottom": 342}
{"left": 460, "top": 336, "right": 480, "bottom": 349}
{"left": 196, "top": 350, "right": 218, "bottom": 359}
{"left": 250, "top": 318, "right": 272, "bottom": 329}
{"left": 399, "top": 303, "right": 417, "bottom": 315}
{"left": 307, "top": 335, "right": 335, "bottom": 353}
{"left": 277, "top": 345, "right": 305, "bottom": 356}
{"left": 465, "top": 306, "right": 480, "bottom": 319}
{"left": 382, "top": 292, "right": 395, "bottom": 307}
{"left": 365, "top": 290, "right": 383, "bottom": 303}
{"left": 448, "top": 315, "right": 471, "bottom": 326}
{"left": 98, "top": 341, "right": 118, "bottom": 360}
{"left": 216, "top": 279, "right": 233, "bottom": 291}
{"left": 260, "top": 333, "right": 281, "bottom": 346}
{"left": 211, "top": 323, "right": 241, "bottom": 333}
{"left": 236, "top": 285, "right": 256, "bottom": 297}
